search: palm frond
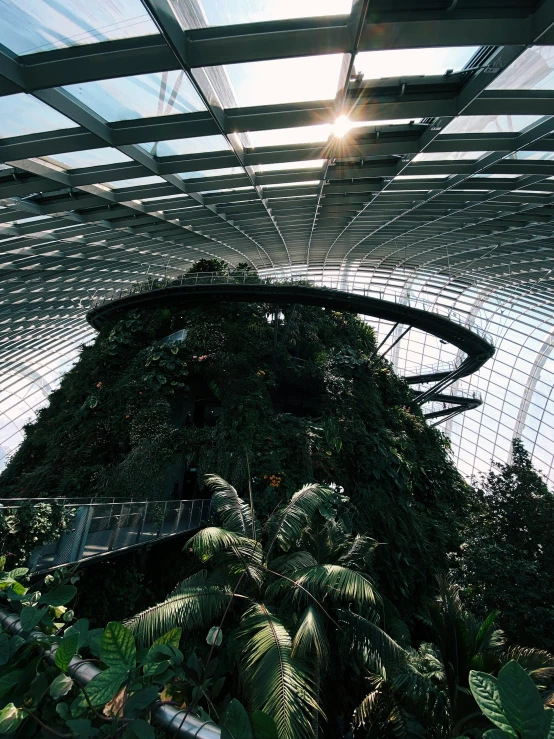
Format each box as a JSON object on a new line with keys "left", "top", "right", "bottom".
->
{"left": 238, "top": 603, "right": 322, "bottom": 739}
{"left": 473, "top": 610, "right": 505, "bottom": 654}
{"left": 291, "top": 605, "right": 329, "bottom": 667}
{"left": 187, "top": 526, "right": 257, "bottom": 562}
{"left": 292, "top": 564, "right": 381, "bottom": 609}
{"left": 270, "top": 551, "right": 318, "bottom": 577}
{"left": 206, "top": 474, "right": 260, "bottom": 538}
{"left": 337, "top": 534, "right": 377, "bottom": 569}
{"left": 502, "top": 646, "right": 554, "bottom": 682}
{"left": 337, "top": 609, "right": 406, "bottom": 668}
{"left": 266, "top": 483, "right": 334, "bottom": 556}
{"left": 125, "top": 570, "right": 231, "bottom": 645}
{"left": 212, "top": 541, "right": 265, "bottom": 588}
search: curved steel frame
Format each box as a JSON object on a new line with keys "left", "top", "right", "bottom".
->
{"left": 86, "top": 276, "right": 494, "bottom": 410}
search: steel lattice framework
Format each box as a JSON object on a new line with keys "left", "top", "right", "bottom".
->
{"left": 3, "top": 0, "right": 554, "bottom": 481}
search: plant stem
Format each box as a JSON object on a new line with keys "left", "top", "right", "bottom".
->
{"left": 243, "top": 446, "right": 256, "bottom": 541}
{"left": 18, "top": 708, "right": 73, "bottom": 737}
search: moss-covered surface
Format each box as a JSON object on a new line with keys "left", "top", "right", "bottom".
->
{"left": 1, "top": 272, "right": 469, "bottom": 621}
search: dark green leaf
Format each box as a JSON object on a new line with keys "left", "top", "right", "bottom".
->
{"left": 81, "top": 666, "right": 128, "bottom": 706}
{"left": 498, "top": 660, "right": 547, "bottom": 739}
{"left": 20, "top": 606, "right": 46, "bottom": 632}
{"left": 101, "top": 622, "right": 136, "bottom": 670}
{"left": 0, "top": 634, "right": 9, "bottom": 665}
{"left": 469, "top": 671, "right": 515, "bottom": 736}
{"left": 50, "top": 673, "right": 73, "bottom": 699}
{"left": 252, "top": 710, "right": 279, "bottom": 739}
{"left": 123, "top": 686, "right": 160, "bottom": 719}
{"left": 56, "top": 702, "right": 69, "bottom": 720}
{"left": 206, "top": 627, "right": 223, "bottom": 646}
{"left": 0, "top": 670, "right": 22, "bottom": 700}
{"left": 29, "top": 671, "right": 49, "bottom": 703}
{"left": 0, "top": 703, "right": 23, "bottom": 734}
{"left": 40, "top": 585, "right": 77, "bottom": 607}
{"left": 152, "top": 628, "right": 182, "bottom": 648}
{"left": 128, "top": 718, "right": 155, "bottom": 739}
{"left": 221, "top": 698, "right": 252, "bottom": 739}
{"left": 55, "top": 633, "right": 79, "bottom": 671}
{"left": 64, "top": 619, "right": 89, "bottom": 650}
{"left": 88, "top": 628, "right": 104, "bottom": 658}
{"left": 8, "top": 568, "right": 28, "bottom": 580}
{"left": 483, "top": 731, "right": 515, "bottom": 739}
{"left": 66, "top": 718, "right": 100, "bottom": 737}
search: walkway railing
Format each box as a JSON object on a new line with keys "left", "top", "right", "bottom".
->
{"left": 1, "top": 498, "right": 212, "bottom": 573}
{"left": 89, "top": 271, "right": 494, "bottom": 346}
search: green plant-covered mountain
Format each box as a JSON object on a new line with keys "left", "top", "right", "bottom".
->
{"left": 1, "top": 262, "right": 467, "bottom": 621}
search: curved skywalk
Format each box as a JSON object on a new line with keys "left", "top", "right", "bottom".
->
{"left": 3, "top": 0, "right": 554, "bottom": 482}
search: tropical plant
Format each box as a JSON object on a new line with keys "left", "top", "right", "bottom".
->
{"left": 124, "top": 475, "right": 399, "bottom": 739}
{"left": 0, "top": 501, "right": 70, "bottom": 567}
{"left": 469, "top": 659, "right": 554, "bottom": 739}
{"left": 452, "top": 439, "right": 554, "bottom": 651}
{"left": 351, "top": 580, "right": 554, "bottom": 739}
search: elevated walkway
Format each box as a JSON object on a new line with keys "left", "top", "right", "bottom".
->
{"left": 1, "top": 497, "right": 212, "bottom": 574}
{"left": 86, "top": 272, "right": 494, "bottom": 418}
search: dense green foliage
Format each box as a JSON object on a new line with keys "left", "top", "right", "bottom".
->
{"left": 452, "top": 439, "right": 554, "bottom": 652}
{"left": 0, "top": 267, "right": 467, "bottom": 623}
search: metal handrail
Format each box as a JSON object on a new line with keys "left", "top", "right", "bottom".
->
{"left": 15, "top": 498, "right": 213, "bottom": 573}
{"left": 89, "top": 271, "right": 494, "bottom": 347}
{"left": 0, "top": 609, "right": 221, "bottom": 739}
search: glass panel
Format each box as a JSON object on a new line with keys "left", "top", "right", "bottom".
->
{"left": 171, "top": 0, "right": 352, "bottom": 29}
{"left": 355, "top": 47, "right": 479, "bottom": 80}
{"left": 247, "top": 124, "right": 331, "bottom": 147}
{"left": 489, "top": 47, "right": 554, "bottom": 91}
{"left": 0, "top": 0, "right": 159, "bottom": 56}
{"left": 413, "top": 151, "right": 488, "bottom": 161}
{"left": 441, "top": 115, "right": 546, "bottom": 134}
{"left": 395, "top": 174, "right": 450, "bottom": 180}
{"left": 200, "top": 185, "right": 254, "bottom": 194}
{"left": 472, "top": 174, "right": 521, "bottom": 178}
{"left": 352, "top": 118, "right": 423, "bottom": 128}
{"left": 106, "top": 175, "right": 166, "bottom": 188}
{"left": 63, "top": 71, "right": 205, "bottom": 122}
{"left": 219, "top": 54, "right": 343, "bottom": 107}
{"left": 140, "top": 135, "right": 231, "bottom": 158}
{"left": 0, "top": 94, "right": 80, "bottom": 137}
{"left": 507, "top": 150, "right": 554, "bottom": 161}
{"left": 180, "top": 166, "right": 244, "bottom": 179}
{"left": 256, "top": 159, "right": 325, "bottom": 172}
{"left": 262, "top": 180, "right": 320, "bottom": 188}
{"left": 40, "top": 147, "right": 132, "bottom": 170}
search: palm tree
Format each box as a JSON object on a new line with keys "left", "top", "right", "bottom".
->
{"left": 352, "top": 580, "right": 554, "bottom": 738}
{"left": 125, "top": 475, "right": 400, "bottom": 739}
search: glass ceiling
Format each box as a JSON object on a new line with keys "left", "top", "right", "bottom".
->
{"left": 181, "top": 0, "right": 353, "bottom": 27}
{"left": 0, "top": 0, "right": 158, "bottom": 56}
{"left": 41, "top": 148, "right": 133, "bottom": 170}
{"left": 4, "top": 1, "right": 554, "bottom": 489}
{"left": 441, "top": 115, "right": 546, "bottom": 134}
{"left": 63, "top": 71, "right": 205, "bottom": 122}
{"left": 218, "top": 54, "right": 343, "bottom": 107}
{"left": 355, "top": 47, "right": 479, "bottom": 80}
{"left": 0, "top": 94, "right": 80, "bottom": 137}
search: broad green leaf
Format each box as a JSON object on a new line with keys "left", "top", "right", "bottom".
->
{"left": 88, "top": 628, "right": 104, "bottom": 657}
{"left": 7, "top": 583, "right": 26, "bottom": 598}
{"left": 64, "top": 618, "right": 89, "bottom": 650}
{"left": 0, "top": 703, "right": 23, "bottom": 734}
{"left": 20, "top": 605, "right": 46, "bottom": 632}
{"left": 56, "top": 702, "right": 69, "bottom": 720}
{"left": 30, "top": 672, "right": 49, "bottom": 703}
{"left": 40, "top": 584, "right": 77, "bottom": 607}
{"left": 81, "top": 666, "right": 128, "bottom": 706}
{"left": 66, "top": 718, "right": 100, "bottom": 737}
{"left": 55, "top": 633, "right": 79, "bottom": 671}
{"left": 0, "top": 634, "right": 9, "bottom": 665}
{"left": 221, "top": 698, "right": 252, "bottom": 739}
{"left": 206, "top": 626, "right": 223, "bottom": 646}
{"left": 483, "top": 731, "right": 516, "bottom": 739}
{"left": 469, "top": 671, "right": 515, "bottom": 736}
{"left": 101, "top": 622, "right": 136, "bottom": 670}
{"left": 123, "top": 686, "right": 160, "bottom": 718}
{"left": 8, "top": 568, "right": 28, "bottom": 580}
{"left": 153, "top": 627, "right": 182, "bottom": 648}
{"left": 128, "top": 718, "right": 155, "bottom": 739}
{"left": 50, "top": 673, "right": 73, "bottom": 699}
{"left": 498, "top": 660, "right": 547, "bottom": 739}
{"left": 0, "top": 670, "right": 22, "bottom": 700}
{"left": 252, "top": 710, "right": 279, "bottom": 739}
